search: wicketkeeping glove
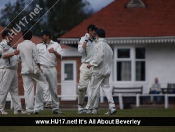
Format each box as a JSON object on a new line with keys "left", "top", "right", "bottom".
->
{"left": 84, "top": 33, "right": 90, "bottom": 42}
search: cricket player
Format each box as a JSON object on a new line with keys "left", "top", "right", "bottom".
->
{"left": 17, "top": 30, "right": 52, "bottom": 114}
{"left": 78, "top": 24, "right": 100, "bottom": 114}
{"left": 87, "top": 29, "right": 117, "bottom": 115}
{"left": 34, "top": 29, "right": 63, "bottom": 114}
{"left": 0, "top": 30, "right": 26, "bottom": 114}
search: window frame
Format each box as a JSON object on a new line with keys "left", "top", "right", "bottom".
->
{"left": 114, "top": 46, "right": 146, "bottom": 82}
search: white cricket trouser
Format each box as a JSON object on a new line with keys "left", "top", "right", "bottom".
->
{"left": 78, "top": 63, "right": 99, "bottom": 108}
{"left": 22, "top": 72, "right": 51, "bottom": 113}
{"left": 0, "top": 69, "right": 22, "bottom": 111}
{"left": 89, "top": 73, "right": 115, "bottom": 109}
{"left": 34, "top": 66, "right": 59, "bottom": 111}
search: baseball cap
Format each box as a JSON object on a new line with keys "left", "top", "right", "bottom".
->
{"left": 96, "top": 28, "right": 106, "bottom": 38}
{"left": 87, "top": 24, "right": 98, "bottom": 31}
{"left": 2, "top": 30, "right": 13, "bottom": 37}
{"left": 38, "top": 29, "right": 51, "bottom": 36}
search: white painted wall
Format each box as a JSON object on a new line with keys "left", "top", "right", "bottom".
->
{"left": 110, "top": 43, "right": 175, "bottom": 94}
{"left": 146, "top": 43, "right": 175, "bottom": 91}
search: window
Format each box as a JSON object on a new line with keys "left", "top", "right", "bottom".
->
{"left": 115, "top": 47, "right": 146, "bottom": 81}
{"left": 135, "top": 48, "right": 145, "bottom": 81}
{"left": 117, "top": 49, "right": 130, "bottom": 58}
{"left": 117, "top": 61, "right": 131, "bottom": 81}
{"left": 136, "top": 61, "right": 145, "bottom": 81}
{"left": 116, "top": 49, "right": 131, "bottom": 81}
{"left": 136, "top": 48, "right": 145, "bottom": 59}
{"left": 64, "top": 64, "right": 73, "bottom": 80}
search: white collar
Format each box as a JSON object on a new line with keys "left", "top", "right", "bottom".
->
{"left": 23, "top": 40, "right": 32, "bottom": 42}
{"left": 96, "top": 38, "right": 106, "bottom": 43}
{"left": 43, "top": 40, "right": 54, "bottom": 45}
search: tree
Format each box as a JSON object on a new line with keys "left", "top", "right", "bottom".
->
{"left": 0, "top": 0, "right": 93, "bottom": 41}
{"left": 0, "top": 0, "right": 47, "bottom": 35}
{"left": 44, "top": 0, "right": 93, "bottom": 39}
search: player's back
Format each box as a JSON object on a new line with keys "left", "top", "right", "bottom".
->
{"left": 18, "top": 40, "right": 35, "bottom": 55}
{"left": 17, "top": 40, "right": 40, "bottom": 74}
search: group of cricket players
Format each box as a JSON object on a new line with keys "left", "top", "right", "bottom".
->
{"left": 0, "top": 24, "right": 116, "bottom": 115}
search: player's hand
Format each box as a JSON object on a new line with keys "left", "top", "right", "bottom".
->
{"left": 37, "top": 63, "right": 43, "bottom": 73}
{"left": 12, "top": 44, "right": 17, "bottom": 49}
{"left": 84, "top": 33, "right": 90, "bottom": 41}
{"left": 39, "top": 68, "right": 43, "bottom": 73}
{"left": 13, "top": 50, "right": 20, "bottom": 55}
{"left": 87, "top": 64, "right": 91, "bottom": 69}
{"left": 48, "top": 48, "right": 54, "bottom": 53}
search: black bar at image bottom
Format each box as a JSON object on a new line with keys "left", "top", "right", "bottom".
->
{"left": 0, "top": 117, "right": 175, "bottom": 126}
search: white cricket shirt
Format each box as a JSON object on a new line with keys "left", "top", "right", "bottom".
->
{"left": 0, "top": 39, "right": 18, "bottom": 70}
{"left": 36, "top": 40, "right": 63, "bottom": 67}
{"left": 78, "top": 36, "right": 95, "bottom": 63}
{"left": 17, "top": 40, "right": 40, "bottom": 74}
{"left": 90, "top": 38, "right": 113, "bottom": 75}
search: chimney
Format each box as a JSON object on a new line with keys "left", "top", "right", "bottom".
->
{"left": 126, "top": 0, "right": 146, "bottom": 8}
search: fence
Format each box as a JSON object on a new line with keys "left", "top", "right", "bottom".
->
{"left": 6, "top": 83, "right": 175, "bottom": 109}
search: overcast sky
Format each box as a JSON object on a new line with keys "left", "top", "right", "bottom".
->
{"left": 0, "top": 0, "right": 114, "bottom": 11}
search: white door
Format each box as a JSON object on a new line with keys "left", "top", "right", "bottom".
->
{"left": 61, "top": 60, "right": 76, "bottom": 100}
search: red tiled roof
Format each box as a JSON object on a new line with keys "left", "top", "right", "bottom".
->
{"left": 0, "top": 26, "right": 71, "bottom": 49}
{"left": 61, "top": 0, "right": 175, "bottom": 38}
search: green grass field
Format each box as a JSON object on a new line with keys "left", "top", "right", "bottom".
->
{"left": 1, "top": 108, "right": 175, "bottom": 117}
{"left": 1, "top": 108, "right": 175, "bottom": 132}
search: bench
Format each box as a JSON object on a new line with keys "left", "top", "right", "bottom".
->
{"left": 112, "top": 86, "right": 143, "bottom": 109}
{"left": 161, "top": 88, "right": 175, "bottom": 94}
{"left": 161, "top": 88, "right": 175, "bottom": 108}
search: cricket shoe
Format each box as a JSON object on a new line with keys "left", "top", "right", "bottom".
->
{"left": 0, "top": 110, "right": 8, "bottom": 114}
{"left": 77, "top": 107, "right": 86, "bottom": 114}
{"left": 24, "top": 110, "right": 34, "bottom": 115}
{"left": 105, "top": 107, "right": 117, "bottom": 115}
{"left": 91, "top": 107, "right": 98, "bottom": 114}
{"left": 86, "top": 109, "right": 93, "bottom": 114}
{"left": 26, "top": 112, "right": 34, "bottom": 115}
{"left": 14, "top": 110, "right": 27, "bottom": 114}
{"left": 86, "top": 108, "right": 98, "bottom": 114}
{"left": 44, "top": 102, "right": 54, "bottom": 109}
{"left": 53, "top": 109, "right": 63, "bottom": 114}
{"left": 34, "top": 109, "right": 41, "bottom": 114}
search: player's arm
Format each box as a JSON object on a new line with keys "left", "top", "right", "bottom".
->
{"left": 33, "top": 49, "right": 42, "bottom": 72}
{"left": 78, "top": 41, "right": 85, "bottom": 54}
{"left": 50, "top": 50, "right": 62, "bottom": 59}
{"left": 78, "top": 33, "right": 90, "bottom": 53}
{"left": 32, "top": 45, "right": 41, "bottom": 70}
{"left": 2, "top": 49, "right": 19, "bottom": 59}
{"left": 0, "top": 46, "right": 3, "bottom": 58}
{"left": 48, "top": 43, "right": 62, "bottom": 59}
{"left": 82, "top": 41, "right": 88, "bottom": 49}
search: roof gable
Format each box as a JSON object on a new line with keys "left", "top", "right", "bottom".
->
{"left": 126, "top": 0, "right": 146, "bottom": 8}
